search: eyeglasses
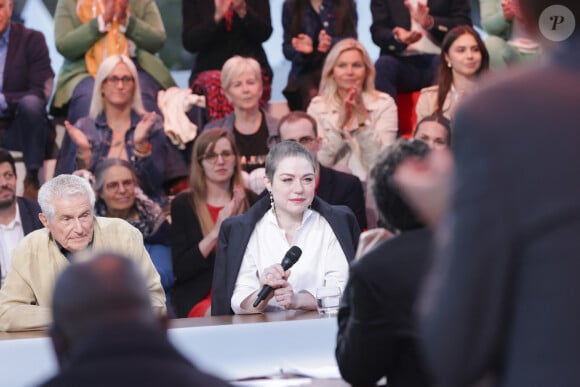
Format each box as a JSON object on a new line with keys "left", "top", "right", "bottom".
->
{"left": 200, "top": 150, "right": 235, "bottom": 164}
{"left": 104, "top": 76, "right": 135, "bottom": 85}
{"left": 104, "top": 179, "right": 135, "bottom": 192}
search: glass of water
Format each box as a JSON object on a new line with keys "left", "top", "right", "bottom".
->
{"left": 316, "top": 286, "right": 341, "bottom": 317}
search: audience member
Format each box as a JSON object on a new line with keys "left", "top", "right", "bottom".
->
{"left": 92, "top": 158, "right": 174, "bottom": 296}
{"left": 282, "top": 0, "right": 358, "bottom": 111}
{"left": 40, "top": 252, "right": 230, "bottom": 387}
{"left": 183, "top": 0, "right": 273, "bottom": 121}
{"left": 0, "top": 149, "right": 43, "bottom": 286}
{"left": 336, "top": 139, "right": 433, "bottom": 386}
{"left": 416, "top": 25, "right": 489, "bottom": 122}
{"left": 0, "top": 174, "right": 165, "bottom": 332}
{"left": 307, "top": 38, "right": 398, "bottom": 182}
{"left": 481, "top": 0, "right": 541, "bottom": 69}
{"left": 204, "top": 56, "right": 278, "bottom": 181}
{"left": 413, "top": 113, "right": 451, "bottom": 150}
{"left": 56, "top": 55, "right": 188, "bottom": 207}
{"left": 275, "top": 111, "right": 367, "bottom": 229}
{"left": 0, "top": 0, "right": 54, "bottom": 195}
{"left": 371, "top": 0, "right": 472, "bottom": 101}
{"left": 51, "top": 0, "right": 175, "bottom": 124}
{"left": 393, "top": 1, "right": 580, "bottom": 385}
{"left": 171, "top": 128, "right": 258, "bottom": 318}
{"left": 212, "top": 141, "right": 360, "bottom": 315}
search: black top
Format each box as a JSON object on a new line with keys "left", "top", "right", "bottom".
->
{"left": 234, "top": 117, "right": 270, "bottom": 173}
{"left": 170, "top": 190, "right": 258, "bottom": 318}
{"left": 336, "top": 228, "right": 433, "bottom": 386}
{"left": 182, "top": 0, "right": 273, "bottom": 83}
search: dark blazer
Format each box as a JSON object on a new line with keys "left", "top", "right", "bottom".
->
{"left": 3, "top": 22, "right": 54, "bottom": 112}
{"left": 182, "top": 0, "right": 273, "bottom": 82}
{"left": 318, "top": 165, "right": 367, "bottom": 230}
{"left": 419, "top": 34, "right": 580, "bottom": 387}
{"left": 17, "top": 197, "right": 43, "bottom": 235}
{"left": 170, "top": 190, "right": 258, "bottom": 318}
{"left": 336, "top": 228, "right": 433, "bottom": 386}
{"left": 39, "top": 324, "right": 231, "bottom": 387}
{"left": 211, "top": 195, "right": 360, "bottom": 316}
{"left": 370, "top": 0, "right": 471, "bottom": 55}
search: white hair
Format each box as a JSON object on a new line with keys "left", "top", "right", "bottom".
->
{"left": 38, "top": 175, "right": 96, "bottom": 221}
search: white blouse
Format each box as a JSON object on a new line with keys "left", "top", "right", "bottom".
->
{"left": 231, "top": 209, "right": 349, "bottom": 314}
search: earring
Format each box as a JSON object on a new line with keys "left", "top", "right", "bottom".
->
{"left": 269, "top": 191, "right": 275, "bottom": 212}
{"left": 447, "top": 62, "right": 452, "bottom": 68}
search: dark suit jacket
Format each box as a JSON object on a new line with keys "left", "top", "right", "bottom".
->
{"left": 318, "top": 165, "right": 367, "bottom": 229}
{"left": 3, "top": 22, "right": 54, "bottom": 113}
{"left": 336, "top": 228, "right": 433, "bottom": 386}
{"left": 370, "top": 0, "right": 471, "bottom": 56}
{"left": 419, "top": 34, "right": 580, "bottom": 387}
{"left": 211, "top": 195, "right": 360, "bottom": 316}
{"left": 17, "top": 197, "right": 43, "bottom": 235}
{"left": 170, "top": 190, "right": 258, "bottom": 318}
{"left": 39, "top": 324, "right": 231, "bottom": 387}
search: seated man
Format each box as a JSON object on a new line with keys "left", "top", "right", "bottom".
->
{"left": 0, "top": 174, "right": 165, "bottom": 332}
{"left": 336, "top": 139, "right": 433, "bottom": 386}
{"left": 0, "top": 0, "right": 54, "bottom": 193}
{"left": 41, "top": 252, "right": 230, "bottom": 387}
{"left": 371, "top": 0, "right": 471, "bottom": 101}
{"left": 276, "top": 111, "right": 367, "bottom": 229}
{"left": 0, "top": 149, "right": 43, "bottom": 286}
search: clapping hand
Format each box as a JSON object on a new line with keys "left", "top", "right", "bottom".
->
{"left": 501, "top": 0, "right": 522, "bottom": 21}
{"left": 292, "top": 33, "right": 314, "bottom": 54}
{"left": 134, "top": 111, "right": 156, "bottom": 145}
{"left": 231, "top": 0, "right": 247, "bottom": 17}
{"left": 115, "top": 0, "right": 129, "bottom": 24}
{"left": 317, "top": 29, "right": 332, "bottom": 53}
{"left": 64, "top": 120, "right": 91, "bottom": 152}
{"left": 393, "top": 27, "right": 422, "bottom": 45}
{"left": 342, "top": 86, "right": 368, "bottom": 133}
{"left": 214, "top": 0, "right": 233, "bottom": 22}
{"left": 404, "top": 0, "right": 433, "bottom": 29}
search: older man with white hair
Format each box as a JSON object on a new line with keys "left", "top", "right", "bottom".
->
{"left": 0, "top": 174, "right": 165, "bottom": 332}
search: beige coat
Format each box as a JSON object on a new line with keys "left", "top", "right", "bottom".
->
{"left": 415, "top": 85, "right": 453, "bottom": 124}
{"left": 0, "top": 217, "right": 166, "bottom": 332}
{"left": 307, "top": 91, "right": 398, "bottom": 182}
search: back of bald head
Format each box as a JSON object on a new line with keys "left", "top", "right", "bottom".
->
{"left": 52, "top": 252, "right": 156, "bottom": 342}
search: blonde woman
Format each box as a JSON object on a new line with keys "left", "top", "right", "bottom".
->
{"left": 307, "top": 38, "right": 398, "bottom": 182}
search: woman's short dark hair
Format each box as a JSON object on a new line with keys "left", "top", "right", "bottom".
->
{"left": 265, "top": 140, "right": 316, "bottom": 182}
{"left": 371, "top": 139, "right": 430, "bottom": 232}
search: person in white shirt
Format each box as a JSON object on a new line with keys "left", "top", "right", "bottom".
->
{"left": 211, "top": 140, "right": 360, "bottom": 315}
{"left": 0, "top": 149, "right": 43, "bottom": 286}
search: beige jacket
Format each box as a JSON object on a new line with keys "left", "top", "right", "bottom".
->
{"left": 415, "top": 85, "right": 453, "bottom": 123}
{"left": 0, "top": 217, "right": 166, "bottom": 332}
{"left": 307, "top": 91, "right": 398, "bottom": 182}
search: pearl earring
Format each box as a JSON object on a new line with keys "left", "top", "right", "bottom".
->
{"left": 447, "top": 62, "right": 452, "bottom": 68}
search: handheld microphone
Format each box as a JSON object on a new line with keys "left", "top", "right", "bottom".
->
{"left": 253, "top": 246, "right": 302, "bottom": 308}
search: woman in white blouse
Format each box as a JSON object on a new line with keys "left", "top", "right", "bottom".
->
{"left": 211, "top": 141, "right": 360, "bottom": 315}
{"left": 307, "top": 38, "right": 398, "bottom": 182}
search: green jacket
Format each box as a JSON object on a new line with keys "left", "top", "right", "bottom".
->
{"left": 52, "top": 0, "right": 175, "bottom": 110}
{"left": 480, "top": 0, "right": 512, "bottom": 39}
